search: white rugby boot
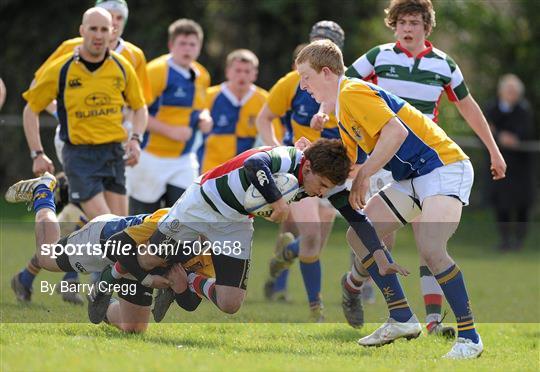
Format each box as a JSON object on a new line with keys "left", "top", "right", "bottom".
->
{"left": 358, "top": 314, "right": 422, "bottom": 347}
{"left": 443, "top": 335, "right": 483, "bottom": 359}
{"left": 5, "top": 172, "right": 56, "bottom": 203}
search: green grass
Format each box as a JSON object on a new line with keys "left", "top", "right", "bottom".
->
{"left": 1, "top": 203, "right": 539, "bottom": 371}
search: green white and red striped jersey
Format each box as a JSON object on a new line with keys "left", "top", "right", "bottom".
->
{"left": 199, "top": 146, "right": 304, "bottom": 219}
{"left": 346, "top": 41, "right": 469, "bottom": 122}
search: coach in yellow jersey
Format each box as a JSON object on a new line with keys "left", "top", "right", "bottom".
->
{"left": 22, "top": 8, "right": 147, "bottom": 220}
{"left": 296, "top": 40, "right": 504, "bottom": 358}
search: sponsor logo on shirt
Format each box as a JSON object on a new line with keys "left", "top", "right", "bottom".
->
{"left": 85, "top": 92, "right": 111, "bottom": 107}
{"left": 68, "top": 78, "right": 82, "bottom": 88}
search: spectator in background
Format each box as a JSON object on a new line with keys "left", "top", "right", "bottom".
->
{"left": 485, "top": 74, "right": 535, "bottom": 251}
{"left": 0, "top": 78, "right": 6, "bottom": 110}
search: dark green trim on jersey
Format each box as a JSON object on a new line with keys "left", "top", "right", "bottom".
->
{"left": 216, "top": 175, "right": 248, "bottom": 215}
{"left": 453, "top": 81, "right": 469, "bottom": 100}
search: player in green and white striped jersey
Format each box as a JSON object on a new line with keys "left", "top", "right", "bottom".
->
{"left": 338, "top": 0, "right": 506, "bottom": 339}
{"left": 155, "top": 139, "right": 409, "bottom": 317}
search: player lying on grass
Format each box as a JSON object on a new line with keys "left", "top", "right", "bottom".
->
{"left": 90, "top": 138, "right": 414, "bottom": 324}
{"left": 294, "top": 40, "right": 504, "bottom": 359}
{"left": 5, "top": 174, "right": 206, "bottom": 333}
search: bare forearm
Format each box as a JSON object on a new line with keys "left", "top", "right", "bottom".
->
{"left": 360, "top": 118, "right": 407, "bottom": 178}
{"left": 457, "top": 96, "right": 501, "bottom": 155}
{"left": 256, "top": 106, "right": 280, "bottom": 146}
{"left": 131, "top": 106, "right": 148, "bottom": 135}
{"left": 23, "top": 105, "right": 43, "bottom": 151}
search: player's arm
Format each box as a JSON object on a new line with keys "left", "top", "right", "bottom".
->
{"left": 106, "top": 231, "right": 170, "bottom": 288}
{"left": 328, "top": 187, "right": 408, "bottom": 276}
{"left": 23, "top": 69, "right": 59, "bottom": 175}
{"left": 454, "top": 95, "right": 506, "bottom": 180}
{"left": 349, "top": 117, "right": 407, "bottom": 210}
{"left": 256, "top": 104, "right": 281, "bottom": 146}
{"left": 22, "top": 104, "right": 55, "bottom": 175}
{"left": 243, "top": 151, "right": 288, "bottom": 222}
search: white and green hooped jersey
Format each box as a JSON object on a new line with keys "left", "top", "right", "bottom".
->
{"left": 199, "top": 146, "right": 304, "bottom": 218}
{"left": 346, "top": 41, "right": 469, "bottom": 122}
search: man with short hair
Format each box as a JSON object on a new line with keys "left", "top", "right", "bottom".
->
{"left": 126, "top": 18, "right": 212, "bottom": 214}
{"left": 199, "top": 49, "right": 268, "bottom": 173}
{"left": 12, "top": 6, "right": 148, "bottom": 305}
{"left": 296, "top": 39, "right": 504, "bottom": 358}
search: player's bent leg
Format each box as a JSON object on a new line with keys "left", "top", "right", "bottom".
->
{"left": 80, "top": 192, "right": 112, "bottom": 220}
{"left": 186, "top": 250, "right": 250, "bottom": 315}
{"left": 347, "top": 195, "right": 421, "bottom": 346}
{"left": 6, "top": 172, "right": 59, "bottom": 301}
{"left": 264, "top": 232, "right": 295, "bottom": 301}
{"left": 102, "top": 278, "right": 153, "bottom": 332}
{"left": 290, "top": 197, "right": 326, "bottom": 321}
{"left": 416, "top": 195, "right": 482, "bottom": 358}
{"left": 104, "top": 190, "right": 128, "bottom": 216}
{"left": 215, "top": 286, "right": 246, "bottom": 314}
{"left": 106, "top": 298, "right": 151, "bottom": 334}
{"left": 414, "top": 225, "right": 455, "bottom": 339}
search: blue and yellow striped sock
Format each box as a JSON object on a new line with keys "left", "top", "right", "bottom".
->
{"left": 362, "top": 250, "right": 412, "bottom": 322}
{"left": 273, "top": 269, "right": 289, "bottom": 292}
{"left": 282, "top": 239, "right": 300, "bottom": 261}
{"left": 19, "top": 253, "right": 41, "bottom": 289}
{"left": 33, "top": 184, "right": 55, "bottom": 213}
{"left": 299, "top": 255, "right": 321, "bottom": 307}
{"left": 435, "top": 264, "right": 479, "bottom": 343}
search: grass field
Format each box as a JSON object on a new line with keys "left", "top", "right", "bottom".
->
{"left": 1, "top": 201, "right": 539, "bottom": 371}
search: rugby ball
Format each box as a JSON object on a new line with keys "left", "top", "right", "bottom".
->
{"left": 244, "top": 173, "right": 300, "bottom": 217}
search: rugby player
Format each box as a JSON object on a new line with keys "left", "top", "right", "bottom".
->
{"left": 295, "top": 39, "right": 505, "bottom": 358}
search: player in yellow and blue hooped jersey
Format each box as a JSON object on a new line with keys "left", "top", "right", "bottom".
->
{"left": 257, "top": 21, "right": 346, "bottom": 322}
{"left": 126, "top": 19, "right": 212, "bottom": 215}
{"left": 199, "top": 49, "right": 268, "bottom": 173}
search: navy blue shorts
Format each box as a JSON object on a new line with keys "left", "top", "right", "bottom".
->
{"left": 62, "top": 142, "right": 126, "bottom": 203}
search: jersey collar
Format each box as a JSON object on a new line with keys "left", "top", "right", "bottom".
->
{"left": 296, "top": 155, "right": 306, "bottom": 186}
{"left": 221, "top": 83, "right": 256, "bottom": 107}
{"left": 395, "top": 40, "right": 433, "bottom": 59}
{"left": 334, "top": 75, "right": 347, "bottom": 119}
{"left": 167, "top": 57, "right": 197, "bottom": 80}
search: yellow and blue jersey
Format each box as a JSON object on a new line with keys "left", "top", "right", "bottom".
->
{"left": 337, "top": 77, "right": 468, "bottom": 180}
{"left": 199, "top": 83, "right": 268, "bottom": 173}
{"left": 34, "top": 37, "right": 152, "bottom": 104}
{"left": 23, "top": 50, "right": 146, "bottom": 145}
{"left": 267, "top": 70, "right": 340, "bottom": 143}
{"left": 143, "top": 54, "right": 210, "bottom": 158}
